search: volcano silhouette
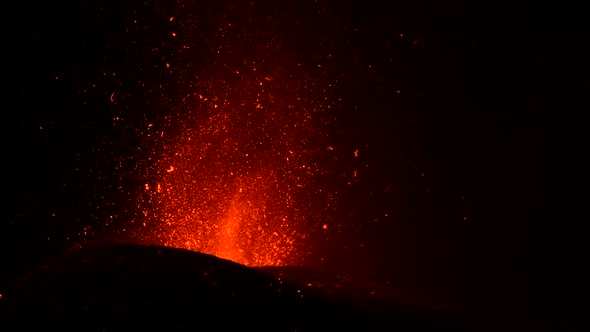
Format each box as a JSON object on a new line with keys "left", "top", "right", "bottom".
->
{"left": 0, "top": 243, "right": 465, "bottom": 331}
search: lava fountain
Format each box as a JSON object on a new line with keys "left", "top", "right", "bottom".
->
{"left": 126, "top": 2, "right": 344, "bottom": 267}
{"left": 132, "top": 62, "right": 340, "bottom": 266}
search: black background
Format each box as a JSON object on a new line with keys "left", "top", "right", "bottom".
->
{"left": 1, "top": 0, "right": 584, "bottom": 328}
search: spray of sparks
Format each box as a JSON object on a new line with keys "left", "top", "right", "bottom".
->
{"left": 129, "top": 3, "right": 343, "bottom": 267}
{"left": 138, "top": 98, "right": 328, "bottom": 266}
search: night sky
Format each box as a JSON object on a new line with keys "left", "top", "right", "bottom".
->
{"left": 1, "top": 0, "right": 579, "bottom": 327}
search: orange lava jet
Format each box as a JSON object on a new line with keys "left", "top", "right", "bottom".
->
{"left": 128, "top": 3, "right": 343, "bottom": 267}
{"left": 133, "top": 66, "right": 338, "bottom": 266}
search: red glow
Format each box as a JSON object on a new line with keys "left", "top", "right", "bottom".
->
{"left": 125, "top": 4, "right": 346, "bottom": 267}
{"left": 133, "top": 66, "right": 339, "bottom": 266}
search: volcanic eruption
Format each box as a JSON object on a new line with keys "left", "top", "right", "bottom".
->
{"left": 129, "top": 2, "right": 345, "bottom": 267}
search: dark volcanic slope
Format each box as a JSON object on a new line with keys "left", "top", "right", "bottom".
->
{"left": 0, "top": 244, "right": 465, "bottom": 331}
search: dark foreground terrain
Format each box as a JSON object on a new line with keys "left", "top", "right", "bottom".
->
{"left": 0, "top": 243, "right": 465, "bottom": 331}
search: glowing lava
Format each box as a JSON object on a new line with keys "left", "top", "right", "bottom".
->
{"left": 127, "top": 3, "right": 344, "bottom": 267}
{"left": 133, "top": 68, "right": 339, "bottom": 266}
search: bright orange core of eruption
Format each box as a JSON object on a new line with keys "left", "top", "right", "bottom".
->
{"left": 213, "top": 173, "right": 295, "bottom": 266}
{"left": 158, "top": 169, "right": 297, "bottom": 267}
{"left": 135, "top": 63, "right": 335, "bottom": 267}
